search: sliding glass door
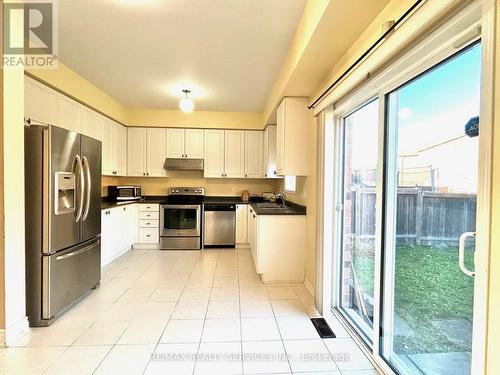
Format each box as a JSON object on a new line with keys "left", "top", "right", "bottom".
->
{"left": 338, "top": 99, "right": 379, "bottom": 343}
{"left": 381, "top": 43, "right": 481, "bottom": 375}
{"left": 329, "top": 26, "right": 486, "bottom": 373}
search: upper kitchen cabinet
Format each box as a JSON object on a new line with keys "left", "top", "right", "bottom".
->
{"left": 224, "top": 130, "right": 245, "bottom": 178}
{"left": 102, "top": 116, "right": 127, "bottom": 176}
{"left": 263, "top": 125, "right": 279, "bottom": 178}
{"left": 204, "top": 129, "right": 225, "bottom": 178}
{"left": 127, "top": 128, "right": 147, "bottom": 176}
{"left": 185, "top": 129, "right": 204, "bottom": 158}
{"left": 56, "top": 95, "right": 84, "bottom": 133}
{"left": 82, "top": 109, "right": 102, "bottom": 141}
{"left": 166, "top": 128, "right": 204, "bottom": 159}
{"left": 276, "top": 97, "right": 311, "bottom": 176}
{"left": 165, "top": 128, "right": 184, "bottom": 158}
{"left": 25, "top": 76, "right": 56, "bottom": 125}
{"left": 244, "top": 131, "right": 263, "bottom": 178}
{"left": 128, "top": 127, "right": 166, "bottom": 177}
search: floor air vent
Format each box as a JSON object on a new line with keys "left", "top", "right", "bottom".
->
{"left": 311, "top": 317, "right": 336, "bottom": 338}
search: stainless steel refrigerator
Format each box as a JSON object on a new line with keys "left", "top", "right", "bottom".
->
{"left": 25, "top": 124, "right": 102, "bottom": 326}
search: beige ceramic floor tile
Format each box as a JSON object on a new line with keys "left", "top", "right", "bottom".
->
{"left": 94, "top": 344, "right": 155, "bottom": 375}
{"left": 201, "top": 318, "right": 241, "bottom": 342}
{"left": 242, "top": 340, "right": 290, "bottom": 374}
{"left": 160, "top": 319, "right": 205, "bottom": 343}
{"left": 75, "top": 320, "right": 130, "bottom": 346}
{"left": 117, "top": 318, "right": 167, "bottom": 344}
{"left": 206, "top": 300, "right": 240, "bottom": 319}
{"left": 240, "top": 300, "right": 274, "bottom": 318}
{"left": 44, "top": 345, "right": 111, "bottom": 375}
{"left": 266, "top": 286, "right": 298, "bottom": 300}
{"left": 0, "top": 346, "right": 67, "bottom": 374}
{"left": 241, "top": 317, "right": 281, "bottom": 341}
{"left": 171, "top": 301, "right": 209, "bottom": 319}
{"left": 271, "top": 299, "right": 308, "bottom": 317}
{"left": 144, "top": 343, "right": 198, "bottom": 375}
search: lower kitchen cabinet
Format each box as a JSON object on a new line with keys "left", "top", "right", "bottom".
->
{"left": 101, "top": 204, "right": 138, "bottom": 266}
{"left": 135, "top": 203, "right": 160, "bottom": 246}
{"left": 235, "top": 204, "right": 248, "bottom": 244}
{"left": 249, "top": 210, "right": 305, "bottom": 283}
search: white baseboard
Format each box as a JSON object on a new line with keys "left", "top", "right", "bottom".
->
{"left": 5, "top": 316, "right": 30, "bottom": 346}
{"left": 304, "top": 278, "right": 315, "bottom": 297}
{"left": 0, "top": 329, "right": 5, "bottom": 348}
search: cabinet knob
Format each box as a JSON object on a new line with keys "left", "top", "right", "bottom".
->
{"left": 274, "top": 171, "right": 277, "bottom": 175}
{"left": 147, "top": 172, "right": 149, "bottom": 176}
{"left": 265, "top": 174, "right": 267, "bottom": 177}
{"left": 245, "top": 174, "right": 247, "bottom": 178}
{"left": 123, "top": 207, "right": 126, "bottom": 211}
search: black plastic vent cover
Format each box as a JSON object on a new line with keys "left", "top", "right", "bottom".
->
{"left": 311, "top": 317, "right": 336, "bottom": 338}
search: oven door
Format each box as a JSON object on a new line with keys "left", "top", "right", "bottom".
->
{"left": 160, "top": 204, "right": 201, "bottom": 237}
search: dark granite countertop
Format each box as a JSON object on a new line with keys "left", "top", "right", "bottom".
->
{"left": 101, "top": 196, "right": 166, "bottom": 210}
{"left": 249, "top": 201, "right": 306, "bottom": 216}
{"left": 102, "top": 195, "right": 306, "bottom": 215}
{"left": 202, "top": 196, "right": 248, "bottom": 204}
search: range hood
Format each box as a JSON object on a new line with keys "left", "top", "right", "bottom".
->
{"left": 163, "top": 158, "right": 204, "bottom": 171}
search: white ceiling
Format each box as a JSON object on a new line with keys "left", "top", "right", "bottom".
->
{"left": 58, "top": 0, "right": 306, "bottom": 112}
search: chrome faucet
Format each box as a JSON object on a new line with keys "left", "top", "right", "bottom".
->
{"left": 275, "top": 192, "right": 287, "bottom": 208}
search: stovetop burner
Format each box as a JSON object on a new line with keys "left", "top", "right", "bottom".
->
{"left": 161, "top": 187, "right": 205, "bottom": 205}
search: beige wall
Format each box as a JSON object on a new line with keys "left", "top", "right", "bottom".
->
{"left": 102, "top": 175, "right": 280, "bottom": 197}
{"left": 278, "top": 115, "right": 317, "bottom": 294}
{"left": 28, "top": 64, "right": 264, "bottom": 130}
{"left": 486, "top": 2, "right": 499, "bottom": 373}
{"left": 2, "top": 6, "right": 28, "bottom": 344}
{"left": 0, "top": 0, "right": 4, "bottom": 333}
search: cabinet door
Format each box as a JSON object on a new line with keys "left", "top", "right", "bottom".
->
{"left": 101, "top": 209, "right": 114, "bottom": 266}
{"left": 235, "top": 204, "right": 248, "bottom": 244}
{"left": 204, "top": 130, "right": 225, "bottom": 178}
{"left": 25, "top": 77, "right": 56, "bottom": 125}
{"left": 115, "top": 123, "right": 127, "bottom": 176}
{"left": 146, "top": 128, "right": 166, "bottom": 177}
{"left": 245, "top": 131, "right": 263, "bottom": 178}
{"left": 224, "top": 130, "right": 245, "bottom": 178}
{"left": 101, "top": 117, "right": 115, "bottom": 175}
{"left": 127, "top": 127, "right": 147, "bottom": 176}
{"left": 185, "top": 129, "right": 204, "bottom": 158}
{"left": 166, "top": 128, "right": 185, "bottom": 158}
{"left": 83, "top": 109, "right": 101, "bottom": 141}
{"left": 56, "top": 95, "right": 83, "bottom": 133}
{"left": 264, "top": 125, "right": 278, "bottom": 178}
{"left": 276, "top": 100, "right": 285, "bottom": 175}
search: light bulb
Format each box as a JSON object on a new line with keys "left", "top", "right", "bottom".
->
{"left": 180, "top": 97, "right": 194, "bottom": 113}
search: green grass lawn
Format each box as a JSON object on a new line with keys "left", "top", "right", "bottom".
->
{"left": 351, "top": 245, "right": 474, "bottom": 355}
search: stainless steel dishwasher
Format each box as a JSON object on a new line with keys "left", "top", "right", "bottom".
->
{"left": 203, "top": 203, "right": 236, "bottom": 247}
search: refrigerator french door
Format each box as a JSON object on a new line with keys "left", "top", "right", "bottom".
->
{"left": 25, "top": 124, "right": 102, "bottom": 326}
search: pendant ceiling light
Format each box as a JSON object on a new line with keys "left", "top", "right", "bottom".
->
{"left": 179, "top": 89, "right": 194, "bottom": 113}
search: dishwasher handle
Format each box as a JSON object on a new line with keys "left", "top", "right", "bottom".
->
{"left": 204, "top": 204, "right": 236, "bottom": 211}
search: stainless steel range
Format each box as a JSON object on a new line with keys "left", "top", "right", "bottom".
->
{"left": 160, "top": 187, "right": 205, "bottom": 250}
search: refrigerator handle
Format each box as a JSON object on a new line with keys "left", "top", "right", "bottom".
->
{"left": 73, "top": 154, "right": 84, "bottom": 222}
{"left": 82, "top": 156, "right": 91, "bottom": 221}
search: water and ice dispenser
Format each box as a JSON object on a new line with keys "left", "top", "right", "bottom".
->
{"left": 54, "top": 172, "right": 76, "bottom": 215}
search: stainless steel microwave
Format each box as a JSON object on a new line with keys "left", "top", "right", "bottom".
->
{"left": 107, "top": 185, "right": 142, "bottom": 201}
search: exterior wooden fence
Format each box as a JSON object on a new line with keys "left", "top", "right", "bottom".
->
{"left": 351, "top": 187, "right": 476, "bottom": 247}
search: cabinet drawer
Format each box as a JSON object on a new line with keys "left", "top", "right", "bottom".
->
{"left": 138, "top": 228, "right": 159, "bottom": 243}
{"left": 139, "top": 204, "right": 159, "bottom": 212}
{"left": 139, "top": 211, "right": 159, "bottom": 220}
{"left": 139, "top": 219, "right": 159, "bottom": 228}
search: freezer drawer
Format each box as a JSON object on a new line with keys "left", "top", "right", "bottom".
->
{"left": 42, "top": 237, "right": 101, "bottom": 320}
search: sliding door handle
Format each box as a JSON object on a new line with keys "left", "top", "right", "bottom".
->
{"left": 459, "top": 232, "right": 476, "bottom": 277}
